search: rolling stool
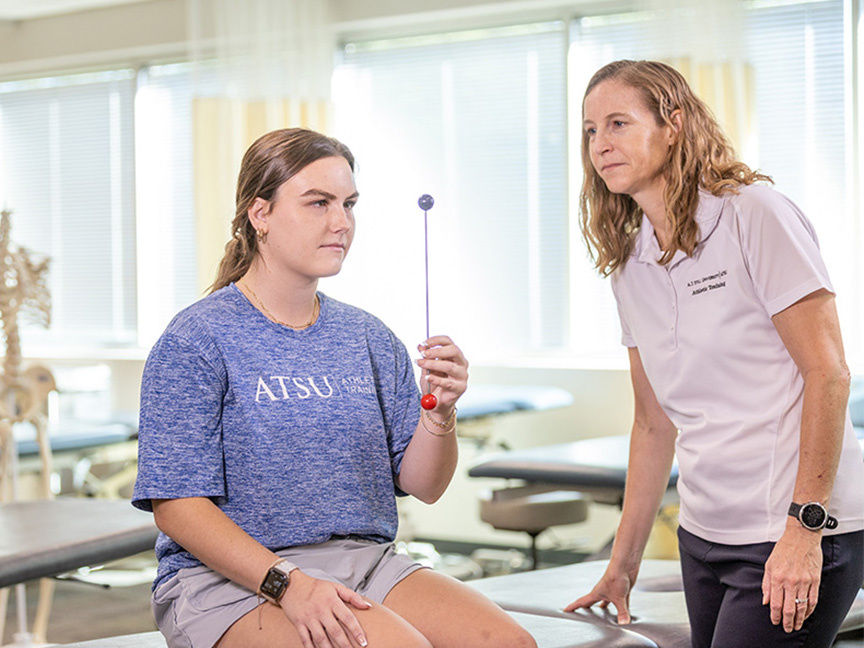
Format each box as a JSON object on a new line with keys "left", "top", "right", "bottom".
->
{"left": 479, "top": 485, "right": 589, "bottom": 569}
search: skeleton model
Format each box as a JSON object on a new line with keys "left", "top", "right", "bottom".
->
{"left": 0, "top": 207, "right": 54, "bottom": 499}
{"left": 0, "top": 207, "right": 56, "bottom": 645}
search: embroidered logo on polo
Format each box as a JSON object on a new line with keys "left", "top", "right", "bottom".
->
{"left": 255, "top": 375, "right": 376, "bottom": 402}
{"left": 687, "top": 269, "right": 728, "bottom": 296}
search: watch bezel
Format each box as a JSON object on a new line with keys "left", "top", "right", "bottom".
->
{"left": 788, "top": 501, "right": 837, "bottom": 531}
{"left": 259, "top": 565, "right": 290, "bottom": 604}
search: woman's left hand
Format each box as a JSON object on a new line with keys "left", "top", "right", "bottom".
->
{"left": 417, "top": 335, "right": 468, "bottom": 411}
{"left": 762, "top": 525, "right": 823, "bottom": 633}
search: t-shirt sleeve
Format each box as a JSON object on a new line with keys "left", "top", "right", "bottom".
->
{"left": 131, "top": 330, "right": 228, "bottom": 512}
{"left": 611, "top": 273, "right": 637, "bottom": 348}
{"left": 736, "top": 188, "right": 834, "bottom": 317}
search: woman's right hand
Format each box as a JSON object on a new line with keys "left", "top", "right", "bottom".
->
{"left": 563, "top": 566, "right": 635, "bottom": 625}
{"left": 280, "top": 570, "right": 372, "bottom": 648}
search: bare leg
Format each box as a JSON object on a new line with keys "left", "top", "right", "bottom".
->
{"left": 383, "top": 569, "right": 537, "bottom": 648}
{"left": 215, "top": 598, "right": 433, "bottom": 648}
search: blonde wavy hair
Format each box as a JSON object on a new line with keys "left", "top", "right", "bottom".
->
{"left": 580, "top": 60, "right": 771, "bottom": 276}
{"left": 210, "top": 128, "right": 355, "bottom": 292}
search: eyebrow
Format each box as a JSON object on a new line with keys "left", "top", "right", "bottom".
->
{"left": 584, "top": 111, "right": 630, "bottom": 127}
{"left": 301, "top": 189, "right": 360, "bottom": 201}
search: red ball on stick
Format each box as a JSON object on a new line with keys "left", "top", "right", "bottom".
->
{"left": 418, "top": 195, "right": 438, "bottom": 414}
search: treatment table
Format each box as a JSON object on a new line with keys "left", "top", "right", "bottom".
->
{"left": 468, "top": 376, "right": 864, "bottom": 506}
{"left": 53, "top": 611, "right": 659, "bottom": 648}
{"left": 0, "top": 498, "right": 158, "bottom": 589}
{"left": 468, "top": 434, "right": 678, "bottom": 507}
{"left": 52, "top": 557, "right": 864, "bottom": 648}
{"left": 469, "top": 559, "right": 864, "bottom": 648}
{"left": 0, "top": 498, "right": 159, "bottom": 646}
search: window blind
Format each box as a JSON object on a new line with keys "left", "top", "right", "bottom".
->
{"left": 0, "top": 70, "right": 138, "bottom": 348}
{"left": 0, "top": 64, "right": 204, "bottom": 352}
{"left": 333, "top": 23, "right": 569, "bottom": 362}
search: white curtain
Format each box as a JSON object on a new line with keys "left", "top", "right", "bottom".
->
{"left": 186, "top": 0, "right": 334, "bottom": 292}
{"left": 636, "top": 0, "right": 755, "bottom": 159}
{"left": 187, "top": 0, "right": 332, "bottom": 101}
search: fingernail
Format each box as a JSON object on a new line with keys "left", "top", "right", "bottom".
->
{"left": 359, "top": 638, "right": 368, "bottom": 647}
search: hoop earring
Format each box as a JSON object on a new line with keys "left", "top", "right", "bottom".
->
{"left": 256, "top": 228, "right": 267, "bottom": 244}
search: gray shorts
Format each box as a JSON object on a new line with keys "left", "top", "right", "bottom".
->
{"left": 152, "top": 537, "right": 426, "bottom": 648}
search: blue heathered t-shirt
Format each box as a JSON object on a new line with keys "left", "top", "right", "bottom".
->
{"left": 132, "top": 285, "right": 421, "bottom": 589}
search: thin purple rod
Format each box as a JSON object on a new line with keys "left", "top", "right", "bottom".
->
{"left": 424, "top": 208, "right": 430, "bottom": 340}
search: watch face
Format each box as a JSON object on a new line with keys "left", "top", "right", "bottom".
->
{"left": 261, "top": 569, "right": 289, "bottom": 600}
{"left": 800, "top": 503, "right": 827, "bottom": 529}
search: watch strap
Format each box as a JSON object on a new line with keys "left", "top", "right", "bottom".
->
{"left": 272, "top": 559, "right": 298, "bottom": 578}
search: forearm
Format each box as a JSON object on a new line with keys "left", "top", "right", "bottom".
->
{"left": 395, "top": 407, "right": 459, "bottom": 504}
{"left": 152, "top": 497, "right": 278, "bottom": 593}
{"left": 772, "top": 289, "right": 851, "bottom": 512}
{"left": 610, "top": 420, "right": 677, "bottom": 575}
{"left": 792, "top": 367, "right": 849, "bottom": 507}
{"left": 609, "top": 347, "right": 678, "bottom": 578}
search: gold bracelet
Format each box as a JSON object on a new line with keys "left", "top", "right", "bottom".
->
{"left": 425, "top": 407, "right": 457, "bottom": 428}
{"left": 421, "top": 409, "right": 457, "bottom": 436}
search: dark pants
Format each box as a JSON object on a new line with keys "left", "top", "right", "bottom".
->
{"left": 678, "top": 526, "right": 864, "bottom": 648}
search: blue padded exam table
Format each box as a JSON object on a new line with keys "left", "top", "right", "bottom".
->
{"left": 14, "top": 421, "right": 136, "bottom": 459}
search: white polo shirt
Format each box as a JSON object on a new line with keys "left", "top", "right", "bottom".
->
{"left": 612, "top": 184, "right": 864, "bottom": 544}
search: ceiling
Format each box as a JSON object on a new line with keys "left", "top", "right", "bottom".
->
{"left": 0, "top": 0, "right": 151, "bottom": 21}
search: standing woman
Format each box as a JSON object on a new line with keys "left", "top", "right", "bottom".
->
{"left": 133, "top": 128, "right": 536, "bottom": 648}
{"left": 565, "top": 60, "right": 864, "bottom": 647}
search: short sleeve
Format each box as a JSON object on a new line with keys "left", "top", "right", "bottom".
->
{"left": 735, "top": 188, "right": 834, "bottom": 317}
{"left": 611, "top": 273, "right": 637, "bottom": 348}
{"left": 131, "top": 331, "right": 229, "bottom": 512}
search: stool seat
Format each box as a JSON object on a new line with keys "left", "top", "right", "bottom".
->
{"left": 479, "top": 486, "right": 589, "bottom": 569}
{"left": 480, "top": 486, "right": 589, "bottom": 533}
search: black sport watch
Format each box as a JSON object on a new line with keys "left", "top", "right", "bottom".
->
{"left": 259, "top": 560, "right": 297, "bottom": 605}
{"left": 788, "top": 501, "right": 838, "bottom": 531}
